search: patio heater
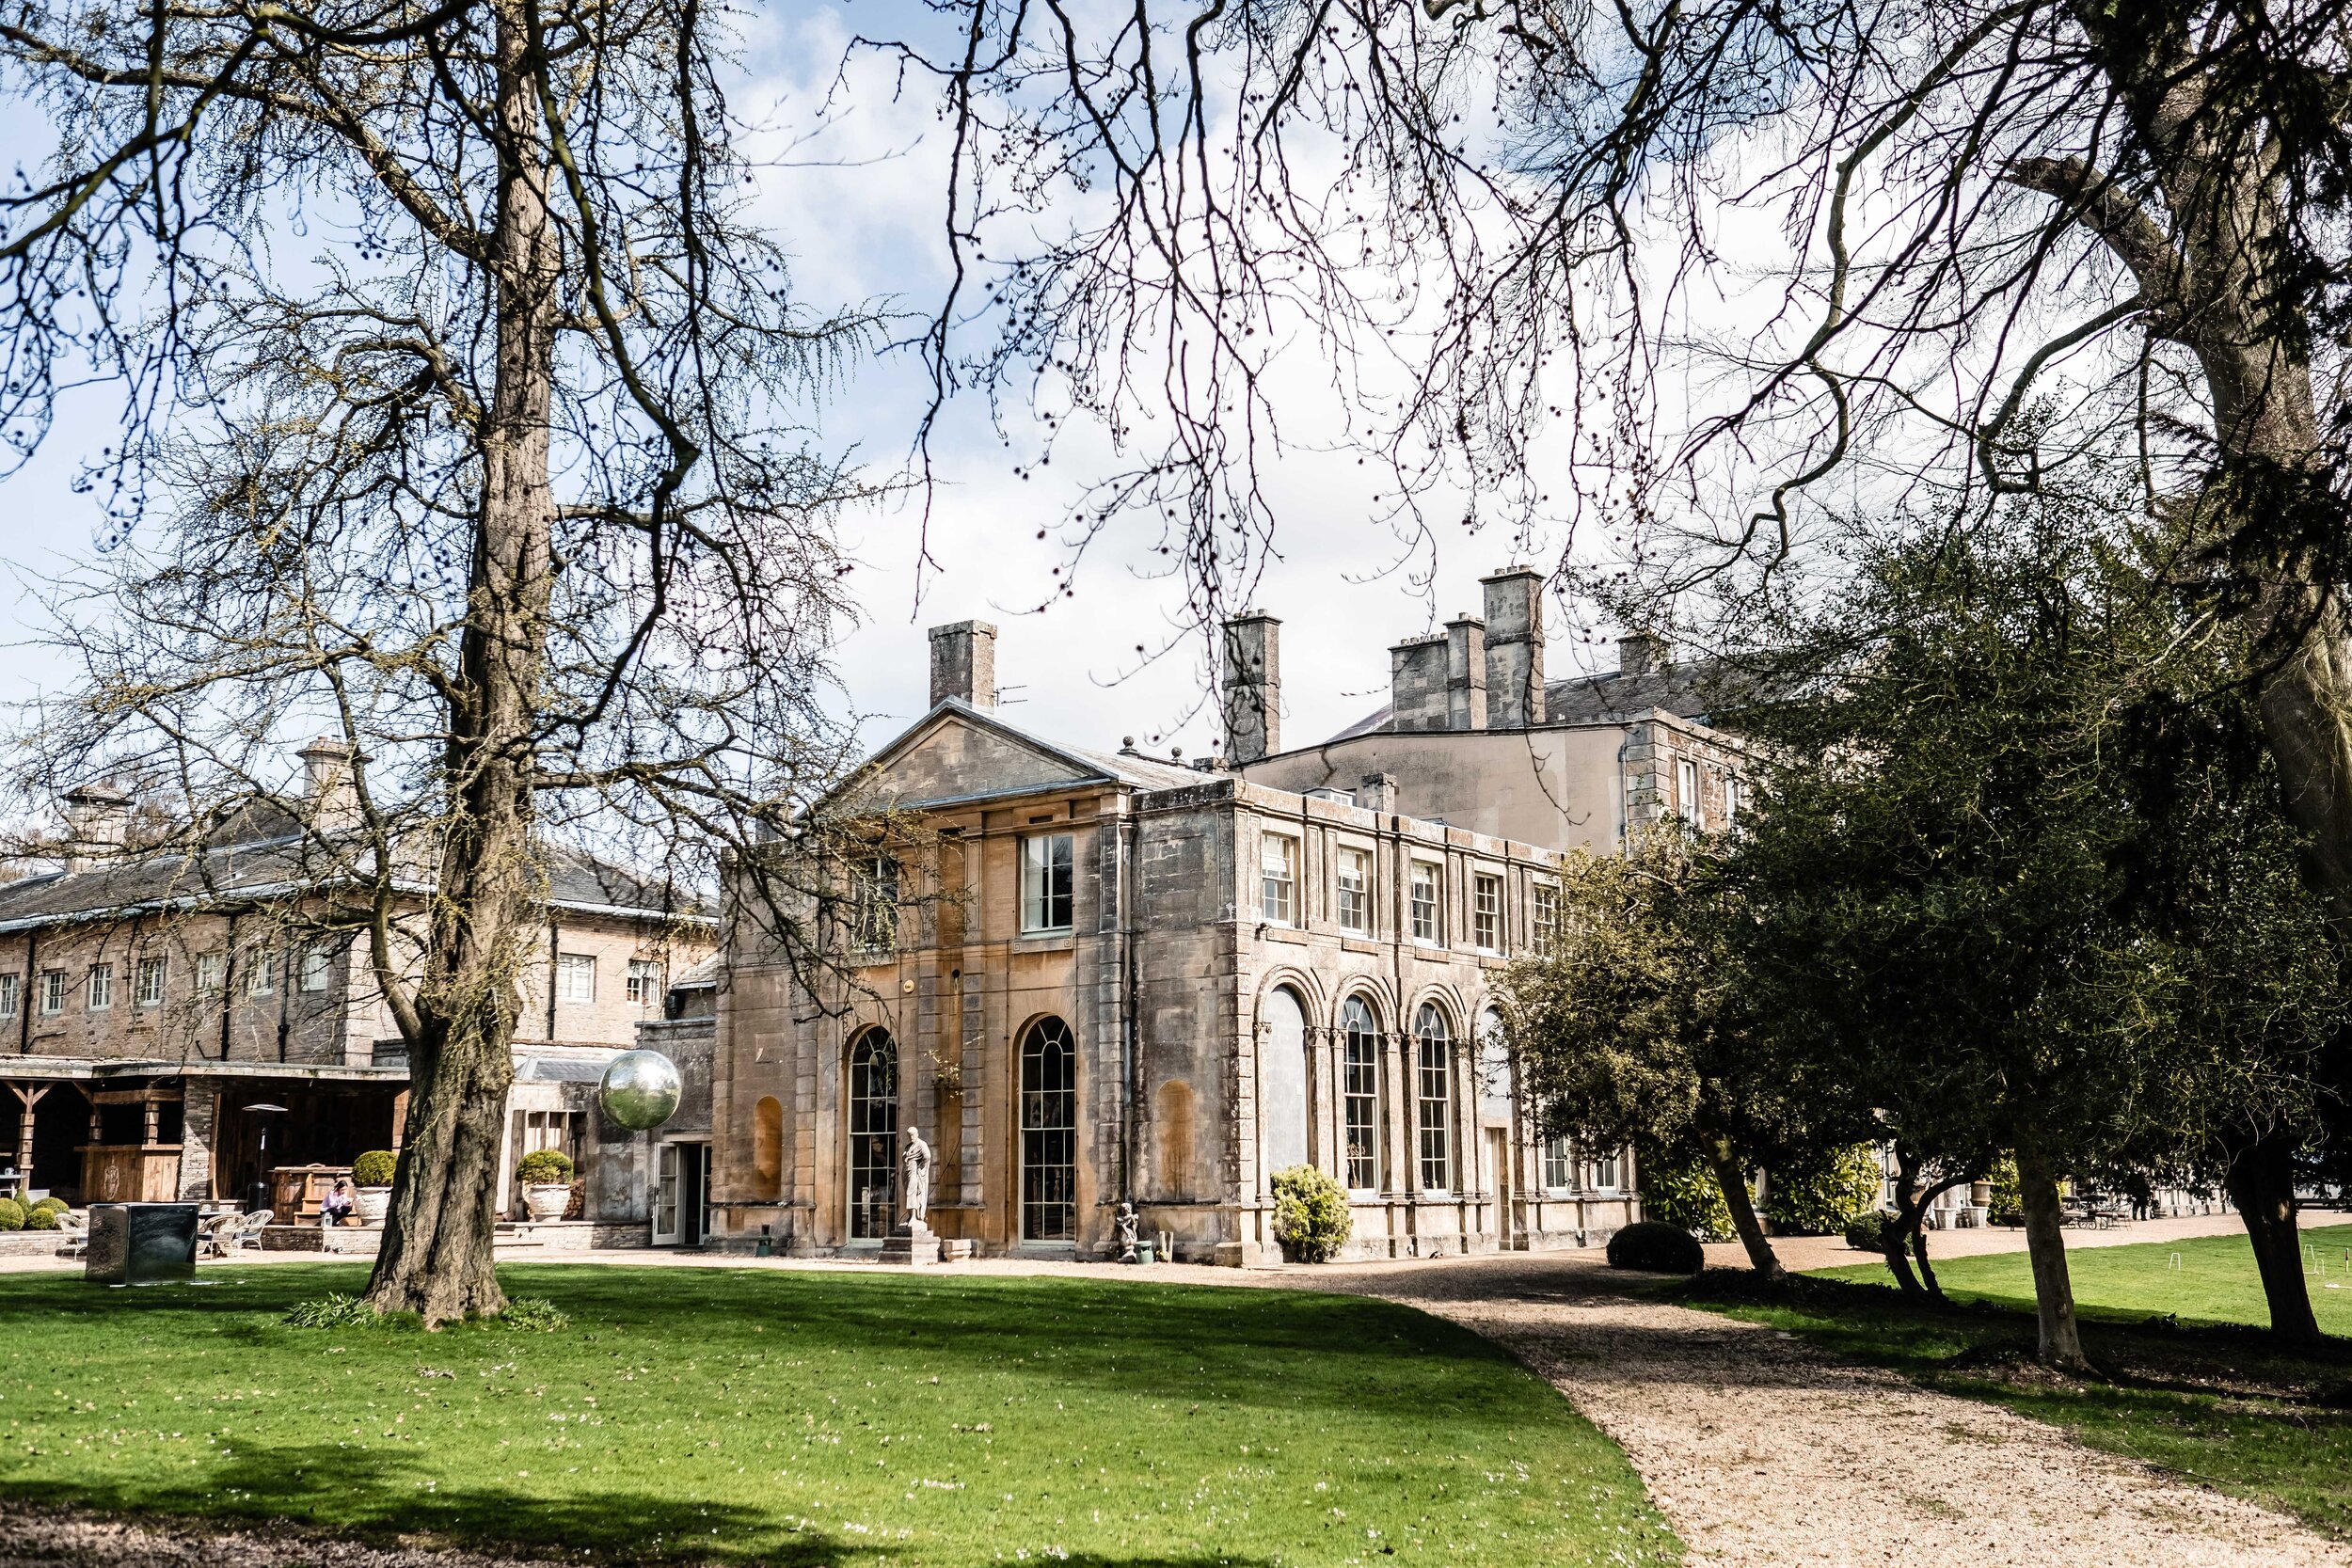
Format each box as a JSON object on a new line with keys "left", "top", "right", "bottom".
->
{"left": 242, "top": 1102, "right": 286, "bottom": 1213}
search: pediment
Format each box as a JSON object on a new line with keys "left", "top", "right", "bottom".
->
{"left": 850, "top": 705, "right": 1111, "bottom": 810}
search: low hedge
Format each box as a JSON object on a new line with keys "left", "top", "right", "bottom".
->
{"left": 1606, "top": 1220, "right": 1703, "bottom": 1275}
{"left": 0, "top": 1197, "right": 23, "bottom": 1231}
{"left": 1843, "top": 1212, "right": 1893, "bottom": 1252}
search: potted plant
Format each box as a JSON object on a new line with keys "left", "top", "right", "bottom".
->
{"left": 350, "top": 1149, "right": 398, "bottom": 1225}
{"left": 516, "top": 1148, "right": 576, "bottom": 1222}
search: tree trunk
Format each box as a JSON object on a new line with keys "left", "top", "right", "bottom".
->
{"left": 2225, "top": 1123, "right": 2324, "bottom": 1345}
{"left": 1880, "top": 1146, "right": 1926, "bottom": 1298}
{"left": 2015, "top": 1146, "right": 2090, "bottom": 1372}
{"left": 1708, "top": 1147, "right": 1785, "bottom": 1281}
{"left": 364, "top": 8, "right": 559, "bottom": 1324}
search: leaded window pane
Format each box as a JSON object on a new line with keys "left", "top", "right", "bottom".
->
{"left": 1021, "top": 1017, "right": 1077, "bottom": 1240}
{"left": 1415, "top": 1003, "right": 1453, "bottom": 1192}
{"left": 848, "top": 1031, "right": 898, "bottom": 1240}
{"left": 1342, "top": 997, "right": 1382, "bottom": 1192}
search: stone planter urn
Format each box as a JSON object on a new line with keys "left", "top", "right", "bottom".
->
{"left": 353, "top": 1187, "right": 391, "bottom": 1227}
{"left": 523, "top": 1183, "right": 572, "bottom": 1223}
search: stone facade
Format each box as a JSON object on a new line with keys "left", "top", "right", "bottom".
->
{"left": 700, "top": 587, "right": 1753, "bottom": 1263}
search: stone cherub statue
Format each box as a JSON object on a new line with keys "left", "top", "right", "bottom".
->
{"left": 1116, "top": 1200, "right": 1139, "bottom": 1263}
{"left": 901, "top": 1127, "right": 933, "bottom": 1227}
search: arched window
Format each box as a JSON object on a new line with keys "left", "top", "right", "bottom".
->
{"left": 1020, "top": 1017, "right": 1077, "bottom": 1241}
{"left": 1341, "top": 996, "right": 1383, "bottom": 1192}
{"left": 752, "top": 1096, "right": 784, "bottom": 1197}
{"left": 847, "top": 1030, "right": 898, "bottom": 1240}
{"left": 1262, "top": 987, "right": 1311, "bottom": 1181}
{"left": 1415, "top": 1003, "right": 1454, "bottom": 1192}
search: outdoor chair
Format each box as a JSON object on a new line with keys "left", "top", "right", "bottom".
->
{"left": 203, "top": 1210, "right": 273, "bottom": 1258}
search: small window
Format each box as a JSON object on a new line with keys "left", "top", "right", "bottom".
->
{"left": 1021, "top": 832, "right": 1075, "bottom": 932}
{"left": 1259, "top": 832, "right": 1297, "bottom": 926}
{"left": 627, "top": 958, "right": 662, "bottom": 1006}
{"left": 1724, "top": 775, "right": 1742, "bottom": 832}
{"left": 1591, "top": 1149, "right": 1623, "bottom": 1191}
{"left": 299, "top": 947, "right": 331, "bottom": 992}
{"left": 1409, "top": 862, "right": 1440, "bottom": 943}
{"left": 196, "top": 953, "right": 224, "bottom": 993}
{"left": 135, "top": 956, "right": 167, "bottom": 1006}
{"left": 1472, "top": 873, "right": 1502, "bottom": 951}
{"left": 39, "top": 969, "right": 66, "bottom": 1015}
{"left": 1533, "top": 882, "right": 1561, "bottom": 955}
{"left": 851, "top": 853, "right": 898, "bottom": 952}
{"left": 556, "top": 952, "right": 596, "bottom": 1004}
{"left": 0, "top": 974, "right": 16, "bottom": 1020}
{"left": 1542, "top": 1133, "right": 1576, "bottom": 1194}
{"left": 1677, "top": 757, "right": 1702, "bottom": 827}
{"left": 245, "top": 950, "right": 276, "bottom": 997}
{"left": 87, "top": 963, "right": 114, "bottom": 1010}
{"left": 1335, "top": 846, "right": 1370, "bottom": 934}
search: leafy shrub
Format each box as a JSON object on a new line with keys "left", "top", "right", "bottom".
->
{"left": 516, "top": 1148, "right": 575, "bottom": 1184}
{"left": 1765, "top": 1144, "right": 1885, "bottom": 1235}
{"left": 24, "top": 1204, "right": 59, "bottom": 1231}
{"left": 501, "top": 1296, "right": 571, "bottom": 1332}
{"left": 1606, "top": 1220, "right": 1703, "bottom": 1274}
{"left": 351, "top": 1149, "right": 398, "bottom": 1187}
{"left": 0, "top": 1197, "right": 22, "bottom": 1231}
{"left": 1637, "top": 1160, "right": 1734, "bottom": 1241}
{"left": 28, "top": 1196, "right": 66, "bottom": 1221}
{"left": 1269, "top": 1164, "right": 1352, "bottom": 1263}
{"left": 1986, "top": 1154, "right": 2023, "bottom": 1224}
{"left": 1843, "top": 1211, "right": 1893, "bottom": 1252}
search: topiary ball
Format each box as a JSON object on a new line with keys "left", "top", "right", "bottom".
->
{"left": 29, "top": 1196, "right": 65, "bottom": 1218}
{"left": 24, "top": 1205, "right": 56, "bottom": 1230}
{"left": 1605, "top": 1219, "right": 1703, "bottom": 1274}
{"left": 1843, "top": 1212, "right": 1893, "bottom": 1253}
{"left": 351, "top": 1149, "right": 398, "bottom": 1188}
{"left": 0, "top": 1197, "right": 23, "bottom": 1232}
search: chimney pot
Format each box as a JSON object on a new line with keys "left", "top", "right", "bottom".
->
{"left": 1446, "top": 615, "right": 1487, "bottom": 729}
{"left": 1388, "top": 635, "right": 1451, "bottom": 732}
{"left": 1481, "top": 568, "right": 1548, "bottom": 727}
{"left": 1618, "top": 632, "right": 1671, "bottom": 678}
{"left": 297, "top": 737, "right": 363, "bottom": 832}
{"left": 929, "top": 621, "right": 999, "bottom": 709}
{"left": 60, "top": 783, "right": 133, "bottom": 873}
{"left": 1219, "top": 610, "right": 1282, "bottom": 764}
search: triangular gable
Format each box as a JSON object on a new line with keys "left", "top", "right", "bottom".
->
{"left": 842, "top": 700, "right": 1116, "bottom": 811}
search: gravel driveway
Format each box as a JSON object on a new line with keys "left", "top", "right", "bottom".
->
{"left": 1281, "top": 1250, "right": 2350, "bottom": 1567}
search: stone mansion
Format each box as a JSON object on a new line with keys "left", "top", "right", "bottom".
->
{"left": 705, "top": 571, "right": 1752, "bottom": 1263}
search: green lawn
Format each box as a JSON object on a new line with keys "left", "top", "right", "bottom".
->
{"left": 0, "top": 1264, "right": 1677, "bottom": 1567}
{"left": 1683, "top": 1222, "right": 2352, "bottom": 1537}
{"left": 1813, "top": 1220, "right": 2352, "bottom": 1333}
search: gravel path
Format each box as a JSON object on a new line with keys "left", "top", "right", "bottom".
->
{"left": 0, "top": 1505, "right": 571, "bottom": 1568}
{"left": 1285, "top": 1251, "right": 2350, "bottom": 1568}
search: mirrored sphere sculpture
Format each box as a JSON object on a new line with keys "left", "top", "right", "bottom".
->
{"left": 598, "top": 1049, "right": 682, "bottom": 1132}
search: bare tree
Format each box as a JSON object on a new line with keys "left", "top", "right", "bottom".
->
{"left": 1, "top": 0, "right": 881, "bottom": 1321}
{"left": 893, "top": 1, "right": 2352, "bottom": 935}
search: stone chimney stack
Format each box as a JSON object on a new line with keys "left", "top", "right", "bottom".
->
{"left": 1618, "top": 631, "right": 1671, "bottom": 678}
{"left": 298, "top": 737, "right": 362, "bottom": 832}
{"left": 1481, "top": 569, "right": 1548, "bottom": 728}
{"left": 928, "top": 621, "right": 998, "bottom": 709}
{"left": 1389, "top": 635, "right": 1451, "bottom": 731}
{"left": 61, "top": 783, "right": 132, "bottom": 873}
{"left": 1219, "top": 611, "right": 1282, "bottom": 765}
{"left": 1445, "top": 615, "right": 1488, "bottom": 729}
{"left": 1358, "top": 772, "right": 1398, "bottom": 814}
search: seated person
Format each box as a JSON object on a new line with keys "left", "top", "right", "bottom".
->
{"left": 319, "top": 1178, "right": 356, "bottom": 1228}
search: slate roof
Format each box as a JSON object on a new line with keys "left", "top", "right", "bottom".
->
{"left": 1329, "top": 657, "right": 1745, "bottom": 739}
{"left": 0, "top": 823, "right": 706, "bottom": 932}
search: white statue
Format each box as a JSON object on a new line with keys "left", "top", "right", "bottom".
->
{"left": 901, "top": 1127, "right": 932, "bottom": 1226}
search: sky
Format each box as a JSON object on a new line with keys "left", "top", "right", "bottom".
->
{"left": 0, "top": 6, "right": 1653, "bottom": 779}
